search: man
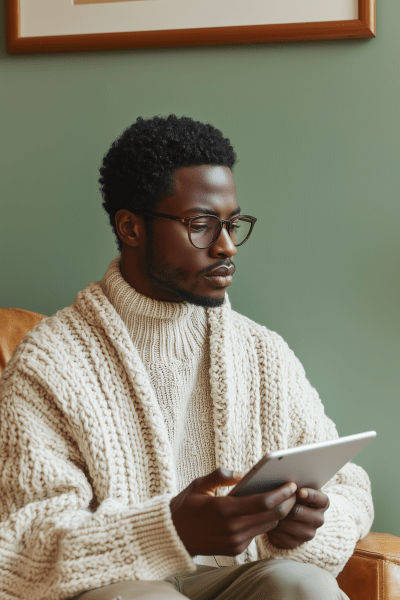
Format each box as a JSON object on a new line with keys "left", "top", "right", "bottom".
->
{"left": 0, "top": 115, "right": 373, "bottom": 600}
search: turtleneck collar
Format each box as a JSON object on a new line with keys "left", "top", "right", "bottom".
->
{"left": 101, "top": 258, "right": 210, "bottom": 364}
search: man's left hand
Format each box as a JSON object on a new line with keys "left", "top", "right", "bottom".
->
{"left": 266, "top": 488, "right": 330, "bottom": 550}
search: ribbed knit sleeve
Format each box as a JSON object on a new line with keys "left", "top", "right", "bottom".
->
{"left": 256, "top": 344, "right": 374, "bottom": 577}
{"left": 0, "top": 340, "right": 194, "bottom": 600}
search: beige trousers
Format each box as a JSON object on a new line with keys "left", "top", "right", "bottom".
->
{"left": 72, "top": 558, "right": 349, "bottom": 600}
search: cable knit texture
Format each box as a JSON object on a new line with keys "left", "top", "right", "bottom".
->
{"left": 0, "top": 260, "right": 373, "bottom": 600}
{"left": 101, "top": 259, "right": 216, "bottom": 500}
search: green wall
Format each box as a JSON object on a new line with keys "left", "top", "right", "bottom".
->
{"left": 1, "top": 4, "right": 399, "bottom": 537}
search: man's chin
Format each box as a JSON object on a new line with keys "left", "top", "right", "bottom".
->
{"left": 142, "top": 260, "right": 226, "bottom": 308}
{"left": 185, "top": 293, "right": 226, "bottom": 308}
{"left": 169, "top": 286, "right": 226, "bottom": 308}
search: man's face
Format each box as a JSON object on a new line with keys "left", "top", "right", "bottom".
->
{"left": 139, "top": 165, "right": 239, "bottom": 308}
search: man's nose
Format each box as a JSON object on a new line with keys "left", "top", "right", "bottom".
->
{"left": 209, "top": 225, "right": 237, "bottom": 257}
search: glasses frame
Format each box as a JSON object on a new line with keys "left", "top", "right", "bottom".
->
{"left": 137, "top": 210, "right": 257, "bottom": 249}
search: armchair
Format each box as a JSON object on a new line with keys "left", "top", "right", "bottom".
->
{"left": 1, "top": 307, "right": 399, "bottom": 600}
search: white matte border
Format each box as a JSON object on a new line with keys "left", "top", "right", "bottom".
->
{"left": 20, "top": 0, "right": 359, "bottom": 38}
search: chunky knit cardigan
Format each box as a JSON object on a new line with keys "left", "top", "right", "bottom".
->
{"left": 0, "top": 280, "right": 373, "bottom": 600}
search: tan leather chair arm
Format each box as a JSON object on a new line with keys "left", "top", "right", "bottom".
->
{"left": 0, "top": 308, "right": 46, "bottom": 373}
{"left": 337, "top": 532, "right": 400, "bottom": 600}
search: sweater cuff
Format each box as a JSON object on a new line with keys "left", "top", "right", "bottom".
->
{"left": 136, "top": 494, "right": 196, "bottom": 578}
{"left": 60, "top": 495, "right": 195, "bottom": 596}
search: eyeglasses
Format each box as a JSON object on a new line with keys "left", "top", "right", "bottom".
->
{"left": 138, "top": 211, "right": 257, "bottom": 249}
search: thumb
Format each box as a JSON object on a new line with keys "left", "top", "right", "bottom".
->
{"left": 193, "top": 467, "right": 243, "bottom": 496}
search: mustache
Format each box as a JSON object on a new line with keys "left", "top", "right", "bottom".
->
{"left": 203, "top": 261, "right": 235, "bottom": 275}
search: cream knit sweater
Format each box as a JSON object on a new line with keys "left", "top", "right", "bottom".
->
{"left": 0, "top": 260, "right": 373, "bottom": 600}
{"left": 101, "top": 259, "right": 217, "bottom": 500}
{"left": 102, "top": 260, "right": 237, "bottom": 569}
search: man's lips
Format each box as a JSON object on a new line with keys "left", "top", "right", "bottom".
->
{"left": 204, "top": 264, "right": 235, "bottom": 288}
{"left": 206, "top": 264, "right": 235, "bottom": 277}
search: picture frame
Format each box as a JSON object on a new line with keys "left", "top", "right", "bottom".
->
{"left": 6, "top": 0, "right": 375, "bottom": 54}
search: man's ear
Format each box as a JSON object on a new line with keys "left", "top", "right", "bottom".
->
{"left": 115, "top": 209, "right": 144, "bottom": 248}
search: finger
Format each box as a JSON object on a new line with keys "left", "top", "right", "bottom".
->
{"left": 193, "top": 468, "right": 243, "bottom": 496}
{"left": 230, "top": 495, "right": 297, "bottom": 540}
{"left": 284, "top": 504, "right": 325, "bottom": 528}
{"left": 231, "top": 482, "right": 297, "bottom": 517}
{"left": 271, "top": 518, "right": 317, "bottom": 542}
{"left": 297, "top": 488, "right": 329, "bottom": 509}
{"left": 267, "top": 529, "right": 303, "bottom": 550}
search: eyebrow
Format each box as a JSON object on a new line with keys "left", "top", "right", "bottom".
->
{"left": 184, "top": 206, "right": 241, "bottom": 217}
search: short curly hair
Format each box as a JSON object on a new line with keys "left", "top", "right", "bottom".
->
{"left": 99, "top": 114, "right": 237, "bottom": 251}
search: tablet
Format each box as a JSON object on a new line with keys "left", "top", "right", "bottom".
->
{"left": 228, "top": 431, "right": 376, "bottom": 498}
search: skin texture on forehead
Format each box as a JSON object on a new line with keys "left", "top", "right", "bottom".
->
{"left": 115, "top": 165, "right": 239, "bottom": 308}
{"left": 178, "top": 164, "right": 233, "bottom": 190}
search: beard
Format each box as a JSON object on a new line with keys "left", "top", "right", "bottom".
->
{"left": 142, "top": 235, "right": 225, "bottom": 309}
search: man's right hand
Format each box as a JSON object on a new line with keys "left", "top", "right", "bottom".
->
{"left": 169, "top": 467, "right": 297, "bottom": 557}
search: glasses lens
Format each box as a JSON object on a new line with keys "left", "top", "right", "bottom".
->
{"left": 190, "top": 216, "right": 252, "bottom": 248}
{"left": 229, "top": 217, "right": 252, "bottom": 246}
{"left": 190, "top": 216, "right": 220, "bottom": 248}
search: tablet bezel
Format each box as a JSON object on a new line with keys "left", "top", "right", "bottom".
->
{"left": 228, "top": 430, "right": 376, "bottom": 498}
